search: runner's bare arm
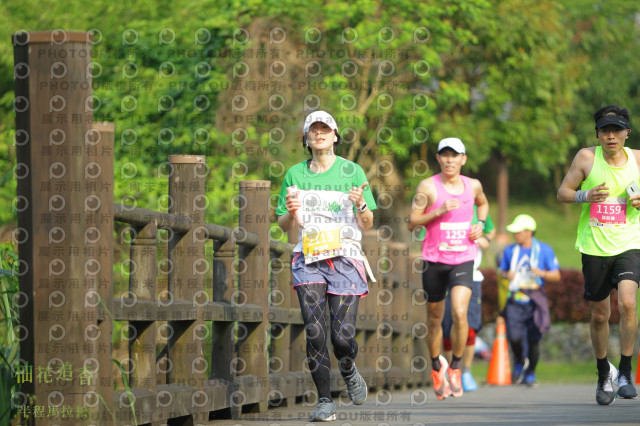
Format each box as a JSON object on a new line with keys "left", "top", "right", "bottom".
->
{"left": 355, "top": 209, "right": 374, "bottom": 231}
{"left": 407, "top": 178, "right": 440, "bottom": 231}
{"left": 558, "top": 148, "right": 598, "bottom": 203}
{"left": 350, "top": 182, "right": 374, "bottom": 231}
{"left": 532, "top": 267, "right": 561, "bottom": 282}
{"left": 470, "top": 179, "right": 488, "bottom": 241}
{"left": 277, "top": 193, "right": 302, "bottom": 232}
{"left": 632, "top": 150, "right": 640, "bottom": 209}
{"left": 500, "top": 268, "right": 515, "bottom": 280}
{"left": 278, "top": 213, "right": 293, "bottom": 232}
{"left": 476, "top": 224, "right": 496, "bottom": 250}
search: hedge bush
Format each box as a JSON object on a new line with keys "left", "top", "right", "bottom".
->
{"left": 480, "top": 268, "right": 620, "bottom": 324}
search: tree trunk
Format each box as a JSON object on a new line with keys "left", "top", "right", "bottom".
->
{"left": 496, "top": 155, "right": 509, "bottom": 243}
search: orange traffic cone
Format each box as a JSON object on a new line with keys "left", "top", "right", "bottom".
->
{"left": 635, "top": 348, "right": 640, "bottom": 384}
{"left": 487, "top": 320, "right": 512, "bottom": 385}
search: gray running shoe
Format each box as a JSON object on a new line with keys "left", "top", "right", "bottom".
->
{"left": 310, "top": 397, "right": 336, "bottom": 422}
{"left": 342, "top": 364, "right": 368, "bottom": 405}
{"left": 596, "top": 362, "right": 617, "bottom": 405}
{"left": 616, "top": 371, "right": 638, "bottom": 399}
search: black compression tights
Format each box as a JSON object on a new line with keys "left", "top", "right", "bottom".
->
{"left": 296, "top": 283, "right": 360, "bottom": 399}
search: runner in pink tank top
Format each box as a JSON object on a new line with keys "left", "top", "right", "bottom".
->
{"left": 408, "top": 137, "right": 489, "bottom": 400}
{"left": 422, "top": 174, "right": 477, "bottom": 264}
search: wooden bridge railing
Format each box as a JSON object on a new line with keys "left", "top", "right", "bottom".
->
{"left": 13, "top": 30, "right": 429, "bottom": 425}
{"left": 107, "top": 168, "right": 430, "bottom": 424}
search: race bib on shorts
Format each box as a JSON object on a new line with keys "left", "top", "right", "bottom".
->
{"left": 510, "top": 290, "right": 531, "bottom": 304}
{"left": 302, "top": 227, "right": 342, "bottom": 264}
{"left": 438, "top": 222, "right": 470, "bottom": 252}
{"left": 509, "top": 270, "right": 539, "bottom": 291}
{"left": 589, "top": 197, "right": 627, "bottom": 228}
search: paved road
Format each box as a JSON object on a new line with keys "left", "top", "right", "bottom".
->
{"left": 207, "top": 384, "right": 639, "bottom": 425}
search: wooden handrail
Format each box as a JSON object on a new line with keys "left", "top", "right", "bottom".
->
{"left": 116, "top": 203, "right": 294, "bottom": 254}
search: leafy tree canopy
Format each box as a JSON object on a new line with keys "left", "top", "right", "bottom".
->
{"left": 0, "top": 0, "right": 638, "bottom": 233}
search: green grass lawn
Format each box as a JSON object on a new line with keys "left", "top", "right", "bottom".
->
{"left": 471, "top": 359, "right": 639, "bottom": 385}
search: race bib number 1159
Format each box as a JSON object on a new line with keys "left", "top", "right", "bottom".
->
{"left": 590, "top": 197, "right": 627, "bottom": 228}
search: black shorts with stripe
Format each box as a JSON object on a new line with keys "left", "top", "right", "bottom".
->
{"left": 582, "top": 249, "right": 640, "bottom": 301}
{"left": 421, "top": 260, "right": 474, "bottom": 302}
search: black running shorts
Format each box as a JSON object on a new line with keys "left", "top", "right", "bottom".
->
{"left": 421, "top": 260, "right": 474, "bottom": 302}
{"left": 582, "top": 249, "right": 640, "bottom": 301}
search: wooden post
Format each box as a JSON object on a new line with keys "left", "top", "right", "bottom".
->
{"left": 377, "top": 239, "right": 393, "bottom": 390}
{"left": 361, "top": 230, "right": 384, "bottom": 390}
{"left": 211, "top": 237, "right": 239, "bottom": 418}
{"left": 13, "top": 30, "right": 111, "bottom": 425}
{"left": 237, "top": 181, "right": 270, "bottom": 412}
{"left": 89, "top": 122, "right": 115, "bottom": 422}
{"left": 409, "top": 251, "right": 429, "bottom": 387}
{"left": 167, "top": 155, "right": 207, "bottom": 422}
{"left": 286, "top": 228, "right": 309, "bottom": 398}
{"left": 269, "top": 249, "right": 294, "bottom": 407}
{"left": 389, "top": 242, "right": 410, "bottom": 390}
{"left": 128, "top": 219, "right": 157, "bottom": 424}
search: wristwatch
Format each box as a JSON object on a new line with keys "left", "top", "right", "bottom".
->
{"left": 358, "top": 202, "right": 368, "bottom": 213}
{"left": 477, "top": 220, "right": 486, "bottom": 230}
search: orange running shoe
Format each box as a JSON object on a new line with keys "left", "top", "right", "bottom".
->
{"left": 448, "top": 367, "right": 464, "bottom": 397}
{"left": 431, "top": 357, "right": 452, "bottom": 400}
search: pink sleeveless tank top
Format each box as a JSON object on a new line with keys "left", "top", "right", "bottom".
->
{"left": 421, "top": 174, "right": 477, "bottom": 264}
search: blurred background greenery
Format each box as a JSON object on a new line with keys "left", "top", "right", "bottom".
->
{"left": 0, "top": 0, "right": 639, "bottom": 251}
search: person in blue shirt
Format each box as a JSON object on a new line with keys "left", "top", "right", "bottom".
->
{"left": 499, "top": 214, "right": 560, "bottom": 386}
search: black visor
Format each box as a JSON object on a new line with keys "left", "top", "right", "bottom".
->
{"left": 595, "top": 115, "right": 630, "bottom": 130}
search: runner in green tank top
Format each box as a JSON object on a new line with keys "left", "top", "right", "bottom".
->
{"left": 277, "top": 111, "right": 375, "bottom": 421}
{"left": 558, "top": 105, "right": 640, "bottom": 405}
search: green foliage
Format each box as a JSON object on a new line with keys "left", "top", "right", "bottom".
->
{"left": 87, "top": 1, "right": 244, "bottom": 226}
{"left": 0, "top": 0, "right": 248, "bottom": 227}
{"left": 0, "top": 242, "right": 20, "bottom": 425}
{"left": 0, "top": 0, "right": 638, "bottom": 236}
{"left": 440, "top": 0, "right": 585, "bottom": 176}
{"left": 472, "top": 360, "right": 603, "bottom": 384}
{"left": 113, "top": 358, "right": 137, "bottom": 426}
{"left": 563, "top": 1, "right": 640, "bottom": 150}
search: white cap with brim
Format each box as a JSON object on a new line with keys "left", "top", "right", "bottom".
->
{"left": 506, "top": 214, "right": 537, "bottom": 233}
{"left": 303, "top": 110, "right": 338, "bottom": 134}
{"left": 437, "top": 137, "right": 465, "bottom": 154}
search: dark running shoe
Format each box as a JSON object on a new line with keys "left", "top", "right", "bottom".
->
{"left": 596, "top": 362, "right": 617, "bottom": 406}
{"left": 342, "top": 364, "right": 368, "bottom": 405}
{"left": 616, "top": 370, "right": 638, "bottom": 399}
{"left": 512, "top": 358, "right": 529, "bottom": 385}
{"left": 523, "top": 372, "right": 537, "bottom": 387}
